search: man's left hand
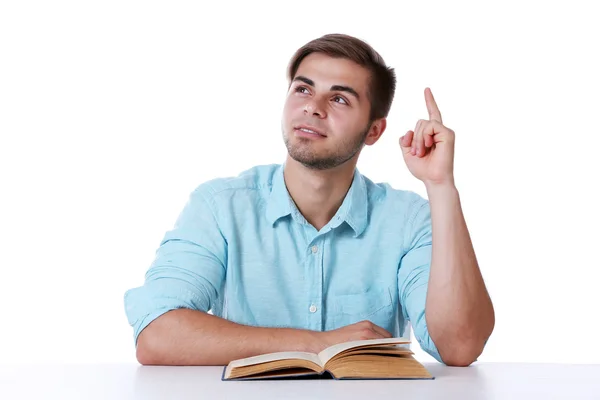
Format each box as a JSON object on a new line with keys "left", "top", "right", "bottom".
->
{"left": 399, "top": 87, "right": 456, "bottom": 187}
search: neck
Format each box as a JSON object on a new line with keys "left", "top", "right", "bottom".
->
{"left": 283, "top": 156, "right": 356, "bottom": 231}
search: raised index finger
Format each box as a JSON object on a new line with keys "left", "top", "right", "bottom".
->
{"left": 425, "top": 87, "right": 443, "bottom": 123}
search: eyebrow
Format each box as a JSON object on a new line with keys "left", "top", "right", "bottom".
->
{"left": 292, "top": 75, "right": 361, "bottom": 101}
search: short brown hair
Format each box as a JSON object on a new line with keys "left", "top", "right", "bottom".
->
{"left": 287, "top": 33, "right": 396, "bottom": 122}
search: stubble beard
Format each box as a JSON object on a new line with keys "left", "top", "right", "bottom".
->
{"left": 282, "top": 123, "right": 372, "bottom": 170}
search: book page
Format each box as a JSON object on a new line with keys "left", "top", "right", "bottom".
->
{"left": 228, "top": 351, "right": 322, "bottom": 369}
{"left": 317, "top": 337, "right": 410, "bottom": 366}
{"left": 340, "top": 345, "right": 413, "bottom": 357}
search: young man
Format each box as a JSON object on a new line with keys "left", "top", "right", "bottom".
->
{"left": 124, "top": 33, "right": 495, "bottom": 367}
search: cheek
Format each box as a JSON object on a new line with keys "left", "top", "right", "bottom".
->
{"left": 329, "top": 114, "right": 350, "bottom": 132}
{"left": 282, "top": 98, "right": 303, "bottom": 120}
{"left": 286, "top": 96, "right": 304, "bottom": 110}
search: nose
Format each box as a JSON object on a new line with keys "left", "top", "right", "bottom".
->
{"left": 304, "top": 99, "right": 326, "bottom": 118}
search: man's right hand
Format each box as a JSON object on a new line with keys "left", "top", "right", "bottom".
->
{"left": 313, "top": 320, "right": 393, "bottom": 353}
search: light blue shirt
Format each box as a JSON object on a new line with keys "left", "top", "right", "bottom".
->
{"left": 124, "top": 163, "right": 443, "bottom": 363}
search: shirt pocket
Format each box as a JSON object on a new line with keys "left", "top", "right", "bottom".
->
{"left": 330, "top": 286, "right": 394, "bottom": 331}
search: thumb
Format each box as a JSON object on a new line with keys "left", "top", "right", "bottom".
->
{"left": 400, "top": 130, "right": 413, "bottom": 149}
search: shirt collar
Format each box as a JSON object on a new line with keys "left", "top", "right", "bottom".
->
{"left": 266, "top": 164, "right": 368, "bottom": 238}
{"left": 265, "top": 164, "right": 294, "bottom": 224}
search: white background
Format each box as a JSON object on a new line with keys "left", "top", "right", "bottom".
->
{"left": 1, "top": 0, "right": 599, "bottom": 365}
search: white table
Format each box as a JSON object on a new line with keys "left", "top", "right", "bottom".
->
{"left": 1, "top": 362, "right": 599, "bottom": 399}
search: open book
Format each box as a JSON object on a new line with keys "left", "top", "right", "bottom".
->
{"left": 222, "top": 337, "right": 434, "bottom": 380}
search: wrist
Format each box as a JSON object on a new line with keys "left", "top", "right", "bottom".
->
{"left": 425, "top": 181, "right": 458, "bottom": 198}
{"left": 305, "top": 330, "right": 328, "bottom": 353}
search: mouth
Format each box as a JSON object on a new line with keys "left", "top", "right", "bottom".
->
{"left": 293, "top": 125, "right": 327, "bottom": 138}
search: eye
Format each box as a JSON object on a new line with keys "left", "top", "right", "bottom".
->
{"left": 333, "top": 95, "right": 348, "bottom": 105}
{"left": 295, "top": 86, "right": 309, "bottom": 94}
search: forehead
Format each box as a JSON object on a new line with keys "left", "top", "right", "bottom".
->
{"left": 294, "top": 53, "right": 370, "bottom": 94}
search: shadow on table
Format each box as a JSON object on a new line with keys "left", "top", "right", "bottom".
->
{"left": 424, "top": 362, "right": 493, "bottom": 398}
{"left": 133, "top": 362, "right": 493, "bottom": 399}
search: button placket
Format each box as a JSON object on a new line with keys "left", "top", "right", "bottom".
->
{"left": 307, "top": 238, "right": 324, "bottom": 330}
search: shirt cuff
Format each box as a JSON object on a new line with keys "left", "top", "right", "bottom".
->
{"left": 124, "top": 280, "right": 208, "bottom": 345}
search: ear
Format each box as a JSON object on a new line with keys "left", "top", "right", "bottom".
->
{"left": 364, "top": 118, "right": 387, "bottom": 146}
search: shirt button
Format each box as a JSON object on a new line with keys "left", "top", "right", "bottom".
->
{"left": 311, "top": 245, "right": 318, "bottom": 254}
{"left": 309, "top": 304, "right": 317, "bottom": 313}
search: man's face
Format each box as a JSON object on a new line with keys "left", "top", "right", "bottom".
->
{"left": 281, "top": 53, "right": 377, "bottom": 170}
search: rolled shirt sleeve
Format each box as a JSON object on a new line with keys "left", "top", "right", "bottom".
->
{"left": 397, "top": 199, "right": 443, "bottom": 363}
{"left": 123, "top": 185, "right": 227, "bottom": 345}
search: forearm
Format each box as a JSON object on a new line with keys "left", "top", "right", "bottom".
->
{"left": 424, "top": 183, "right": 495, "bottom": 365}
{"left": 136, "top": 308, "right": 320, "bottom": 366}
